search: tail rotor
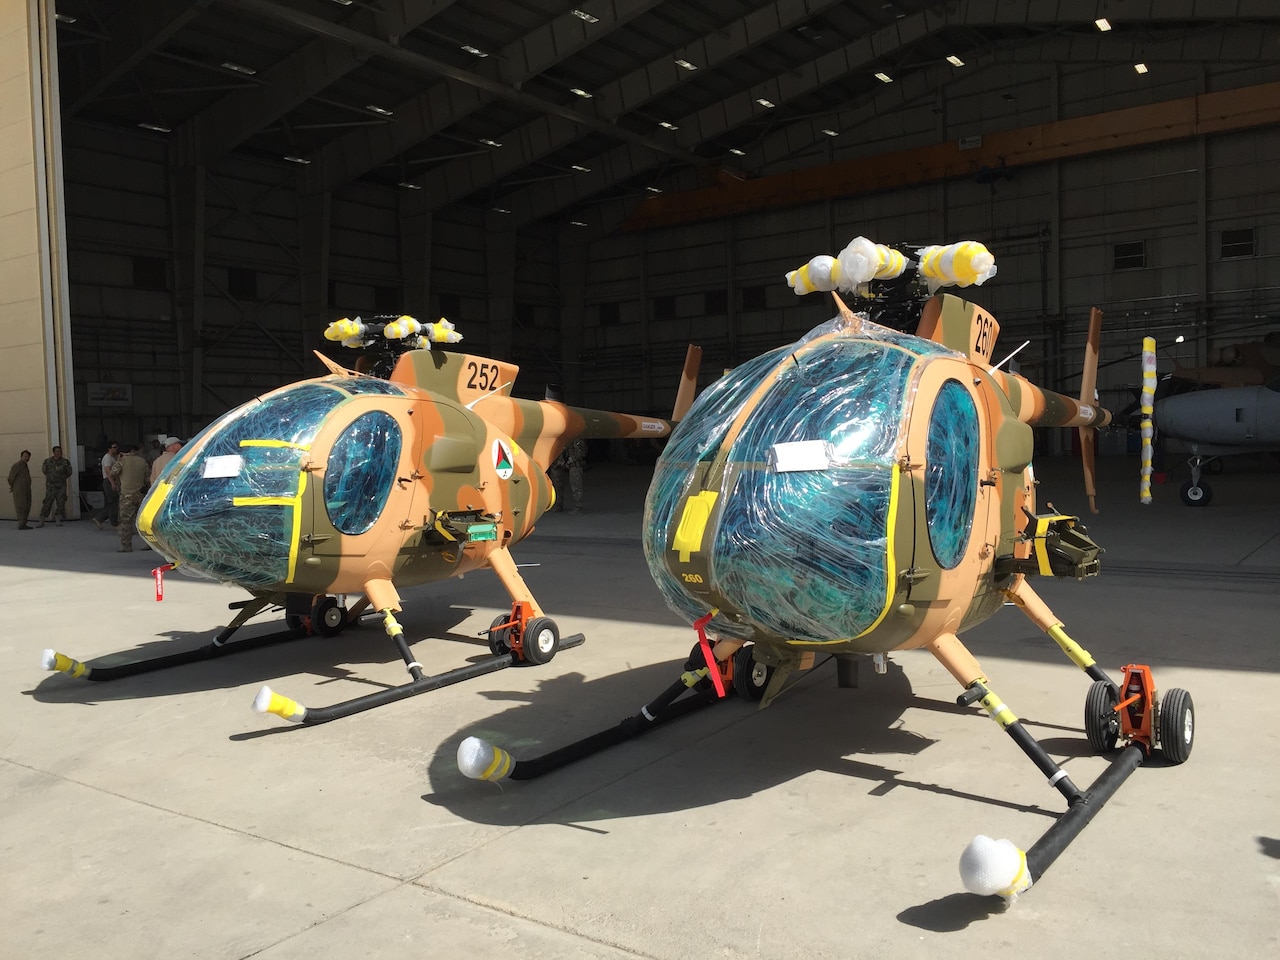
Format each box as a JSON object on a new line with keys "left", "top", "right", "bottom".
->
{"left": 1077, "top": 307, "right": 1104, "bottom": 515}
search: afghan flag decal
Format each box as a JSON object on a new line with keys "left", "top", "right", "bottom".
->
{"left": 492, "top": 438, "right": 514, "bottom": 480}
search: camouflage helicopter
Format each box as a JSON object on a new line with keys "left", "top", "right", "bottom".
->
{"left": 456, "top": 237, "right": 1195, "bottom": 900}
{"left": 43, "top": 315, "right": 696, "bottom": 725}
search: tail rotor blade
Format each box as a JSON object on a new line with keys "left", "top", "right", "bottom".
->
{"left": 1078, "top": 307, "right": 1104, "bottom": 515}
{"left": 1078, "top": 425, "right": 1098, "bottom": 515}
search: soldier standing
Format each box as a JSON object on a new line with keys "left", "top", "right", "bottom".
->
{"left": 36, "top": 445, "right": 74, "bottom": 527}
{"left": 111, "top": 443, "right": 149, "bottom": 552}
{"left": 8, "top": 450, "right": 32, "bottom": 529}
{"left": 551, "top": 438, "right": 588, "bottom": 514}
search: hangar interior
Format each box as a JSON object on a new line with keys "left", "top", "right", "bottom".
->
{"left": 6, "top": 5, "right": 1280, "bottom": 958}
{"left": 27, "top": 0, "right": 1280, "bottom": 463}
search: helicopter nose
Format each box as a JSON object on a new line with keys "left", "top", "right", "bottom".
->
{"left": 142, "top": 449, "right": 303, "bottom": 588}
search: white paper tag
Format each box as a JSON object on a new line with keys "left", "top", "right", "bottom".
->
{"left": 202, "top": 454, "right": 243, "bottom": 479}
{"left": 771, "top": 440, "right": 830, "bottom": 473}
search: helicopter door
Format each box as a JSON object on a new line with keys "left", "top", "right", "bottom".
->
{"left": 307, "top": 396, "right": 419, "bottom": 559}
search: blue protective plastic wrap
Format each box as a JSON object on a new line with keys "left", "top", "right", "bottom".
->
{"left": 644, "top": 316, "right": 944, "bottom": 642}
{"left": 324, "top": 410, "right": 402, "bottom": 535}
{"left": 147, "top": 378, "right": 403, "bottom": 585}
{"left": 924, "top": 380, "right": 979, "bottom": 568}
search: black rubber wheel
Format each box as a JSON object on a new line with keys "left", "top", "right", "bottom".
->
{"left": 285, "top": 613, "right": 307, "bottom": 634}
{"left": 1084, "top": 680, "right": 1120, "bottom": 752}
{"left": 1159, "top": 687, "right": 1195, "bottom": 764}
{"left": 1205, "top": 458, "right": 1224, "bottom": 475}
{"left": 487, "top": 613, "right": 513, "bottom": 657}
{"left": 732, "top": 644, "right": 773, "bottom": 701}
{"left": 520, "top": 616, "right": 559, "bottom": 666}
{"left": 1179, "top": 480, "right": 1212, "bottom": 506}
{"left": 312, "top": 596, "right": 347, "bottom": 637}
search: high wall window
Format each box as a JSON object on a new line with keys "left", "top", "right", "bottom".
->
{"left": 1112, "top": 241, "right": 1146, "bottom": 270}
{"left": 1221, "top": 228, "right": 1255, "bottom": 259}
{"left": 704, "top": 289, "right": 728, "bottom": 315}
{"left": 653, "top": 295, "right": 675, "bottom": 320}
{"left": 598, "top": 301, "right": 620, "bottom": 325}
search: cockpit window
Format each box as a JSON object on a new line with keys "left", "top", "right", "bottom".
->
{"left": 148, "top": 383, "right": 347, "bottom": 586}
{"left": 924, "top": 380, "right": 979, "bottom": 568}
{"left": 324, "top": 411, "right": 402, "bottom": 535}
{"left": 645, "top": 335, "right": 918, "bottom": 642}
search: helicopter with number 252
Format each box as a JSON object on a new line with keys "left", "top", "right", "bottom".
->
{"left": 42, "top": 314, "right": 698, "bottom": 725}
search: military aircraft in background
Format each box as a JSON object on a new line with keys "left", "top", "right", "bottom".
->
{"left": 1137, "top": 335, "right": 1280, "bottom": 505}
{"left": 457, "top": 237, "right": 1195, "bottom": 901}
{"left": 1151, "top": 378, "right": 1280, "bottom": 505}
{"left": 1167, "top": 334, "right": 1280, "bottom": 388}
{"left": 42, "top": 315, "right": 699, "bottom": 724}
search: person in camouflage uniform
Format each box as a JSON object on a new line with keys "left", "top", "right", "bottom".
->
{"left": 8, "top": 450, "right": 32, "bottom": 529}
{"left": 111, "top": 442, "right": 149, "bottom": 552}
{"left": 550, "top": 438, "right": 588, "bottom": 514}
{"left": 37, "top": 446, "right": 74, "bottom": 526}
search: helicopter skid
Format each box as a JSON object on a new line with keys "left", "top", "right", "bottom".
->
{"left": 457, "top": 641, "right": 736, "bottom": 783}
{"left": 253, "top": 632, "right": 585, "bottom": 726}
{"left": 41, "top": 625, "right": 305, "bottom": 683}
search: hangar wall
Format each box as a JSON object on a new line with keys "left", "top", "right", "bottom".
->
{"left": 1, "top": 0, "right": 76, "bottom": 521}
{"left": 572, "top": 58, "right": 1280, "bottom": 419}
{"left": 65, "top": 122, "right": 562, "bottom": 446}
{"left": 55, "top": 54, "right": 1280, "bottom": 450}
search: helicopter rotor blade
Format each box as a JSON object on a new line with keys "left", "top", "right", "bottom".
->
{"left": 672, "top": 344, "right": 703, "bottom": 422}
{"left": 1077, "top": 307, "right": 1104, "bottom": 515}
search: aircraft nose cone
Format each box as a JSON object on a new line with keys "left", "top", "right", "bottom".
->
{"left": 144, "top": 461, "right": 299, "bottom": 587}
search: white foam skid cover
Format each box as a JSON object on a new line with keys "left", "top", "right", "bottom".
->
{"left": 959, "top": 835, "right": 1032, "bottom": 899}
{"left": 457, "top": 736, "right": 515, "bottom": 782}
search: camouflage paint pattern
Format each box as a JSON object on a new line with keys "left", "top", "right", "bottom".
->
{"left": 137, "top": 347, "right": 673, "bottom": 611}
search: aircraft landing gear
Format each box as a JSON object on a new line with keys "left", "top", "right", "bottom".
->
{"left": 487, "top": 603, "right": 561, "bottom": 665}
{"left": 1180, "top": 479, "right": 1212, "bottom": 506}
{"left": 946, "top": 577, "right": 1195, "bottom": 900}
{"left": 253, "top": 551, "right": 584, "bottom": 725}
{"left": 456, "top": 636, "right": 751, "bottom": 783}
{"left": 1179, "top": 454, "right": 1216, "bottom": 506}
{"left": 44, "top": 549, "right": 586, "bottom": 727}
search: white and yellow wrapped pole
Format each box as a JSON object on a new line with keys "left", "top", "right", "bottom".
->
{"left": 1140, "top": 336, "right": 1157, "bottom": 504}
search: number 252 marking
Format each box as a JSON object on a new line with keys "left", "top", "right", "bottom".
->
{"left": 466, "top": 361, "right": 500, "bottom": 391}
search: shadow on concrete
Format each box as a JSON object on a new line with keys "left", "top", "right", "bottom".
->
{"left": 424, "top": 658, "right": 1064, "bottom": 826}
{"left": 897, "top": 892, "right": 1006, "bottom": 931}
{"left": 23, "top": 603, "right": 475, "bottom": 706}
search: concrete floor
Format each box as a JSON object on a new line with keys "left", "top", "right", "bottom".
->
{"left": 3, "top": 454, "right": 1278, "bottom": 959}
